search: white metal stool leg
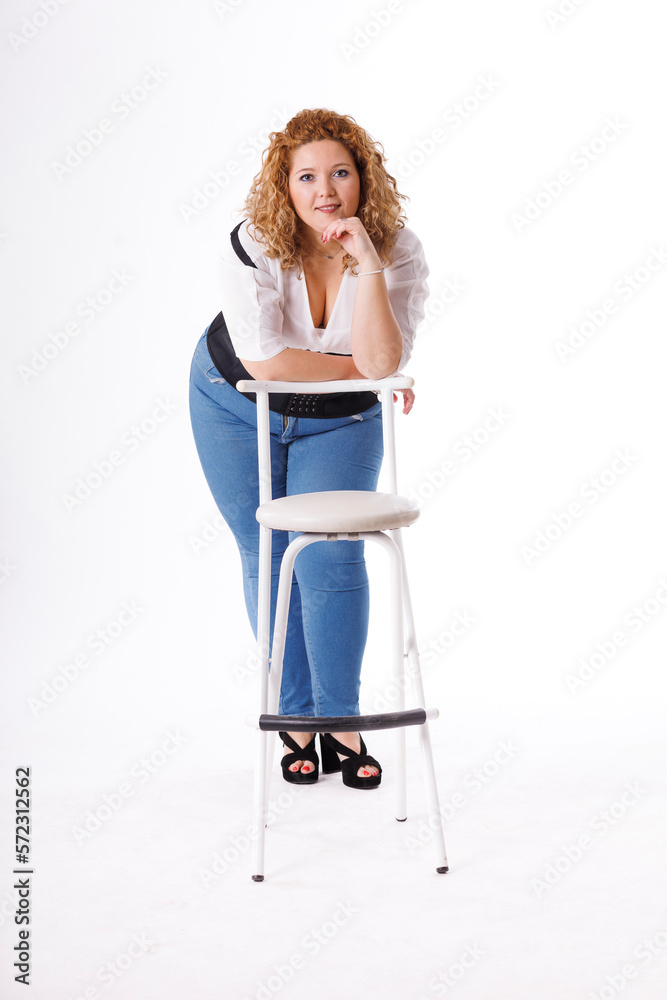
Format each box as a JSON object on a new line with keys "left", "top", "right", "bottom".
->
{"left": 251, "top": 533, "right": 319, "bottom": 880}
{"left": 250, "top": 390, "right": 274, "bottom": 882}
{"left": 392, "top": 527, "right": 449, "bottom": 873}
{"left": 378, "top": 386, "right": 408, "bottom": 822}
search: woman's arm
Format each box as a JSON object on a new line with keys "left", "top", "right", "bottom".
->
{"left": 321, "top": 218, "right": 403, "bottom": 379}
{"left": 349, "top": 256, "right": 403, "bottom": 378}
{"left": 240, "top": 348, "right": 363, "bottom": 381}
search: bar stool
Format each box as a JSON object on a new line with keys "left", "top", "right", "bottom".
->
{"left": 238, "top": 375, "right": 449, "bottom": 881}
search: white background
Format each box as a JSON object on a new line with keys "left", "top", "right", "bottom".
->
{"left": 1, "top": 1, "right": 666, "bottom": 997}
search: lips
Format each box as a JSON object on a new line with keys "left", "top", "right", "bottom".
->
{"left": 316, "top": 204, "right": 340, "bottom": 213}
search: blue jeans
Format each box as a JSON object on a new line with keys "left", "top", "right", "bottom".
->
{"left": 188, "top": 330, "right": 384, "bottom": 717}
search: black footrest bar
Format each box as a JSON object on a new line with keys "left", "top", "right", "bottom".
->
{"left": 258, "top": 709, "right": 430, "bottom": 733}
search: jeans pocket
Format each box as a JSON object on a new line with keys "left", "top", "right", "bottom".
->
{"left": 194, "top": 333, "right": 227, "bottom": 384}
{"left": 204, "top": 364, "right": 226, "bottom": 385}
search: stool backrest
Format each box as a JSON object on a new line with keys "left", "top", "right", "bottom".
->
{"left": 236, "top": 376, "right": 415, "bottom": 504}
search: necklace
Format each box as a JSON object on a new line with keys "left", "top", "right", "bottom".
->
{"left": 312, "top": 242, "right": 343, "bottom": 261}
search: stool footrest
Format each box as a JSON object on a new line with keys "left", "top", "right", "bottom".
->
{"left": 258, "top": 709, "right": 435, "bottom": 732}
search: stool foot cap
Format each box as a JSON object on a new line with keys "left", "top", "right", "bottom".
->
{"left": 436, "top": 866, "right": 449, "bottom": 874}
{"left": 396, "top": 816, "right": 407, "bottom": 822}
{"left": 252, "top": 875, "right": 265, "bottom": 882}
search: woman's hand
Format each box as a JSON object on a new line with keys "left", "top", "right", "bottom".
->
{"left": 320, "top": 215, "right": 380, "bottom": 268}
{"left": 394, "top": 389, "right": 415, "bottom": 415}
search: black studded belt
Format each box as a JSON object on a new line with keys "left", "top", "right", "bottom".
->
{"left": 205, "top": 311, "right": 379, "bottom": 419}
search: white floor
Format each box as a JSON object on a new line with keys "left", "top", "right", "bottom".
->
{"left": 2, "top": 708, "right": 665, "bottom": 1000}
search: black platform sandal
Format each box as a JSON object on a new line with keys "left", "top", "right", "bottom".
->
{"left": 279, "top": 731, "right": 319, "bottom": 784}
{"left": 320, "top": 732, "right": 382, "bottom": 789}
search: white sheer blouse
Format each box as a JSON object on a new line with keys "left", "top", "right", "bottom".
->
{"left": 219, "top": 219, "right": 429, "bottom": 371}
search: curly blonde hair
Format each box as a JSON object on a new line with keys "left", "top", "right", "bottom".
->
{"left": 241, "top": 108, "right": 408, "bottom": 276}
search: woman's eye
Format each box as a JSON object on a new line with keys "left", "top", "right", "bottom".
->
{"left": 297, "top": 169, "right": 348, "bottom": 181}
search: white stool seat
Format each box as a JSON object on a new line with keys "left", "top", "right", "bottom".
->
{"left": 256, "top": 490, "right": 419, "bottom": 533}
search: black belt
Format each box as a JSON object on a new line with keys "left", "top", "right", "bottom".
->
{"left": 205, "top": 311, "right": 379, "bottom": 418}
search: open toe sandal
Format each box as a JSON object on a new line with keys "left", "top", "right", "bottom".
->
{"left": 279, "top": 731, "right": 319, "bottom": 784}
{"left": 320, "top": 732, "right": 382, "bottom": 789}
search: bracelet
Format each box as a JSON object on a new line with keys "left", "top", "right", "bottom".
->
{"left": 357, "top": 267, "right": 385, "bottom": 276}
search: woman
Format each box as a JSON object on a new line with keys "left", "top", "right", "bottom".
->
{"left": 189, "top": 108, "right": 429, "bottom": 789}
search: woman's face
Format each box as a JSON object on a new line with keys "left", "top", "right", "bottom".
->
{"left": 287, "top": 139, "right": 360, "bottom": 238}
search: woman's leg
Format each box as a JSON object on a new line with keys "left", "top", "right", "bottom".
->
{"left": 285, "top": 406, "right": 385, "bottom": 777}
{"left": 188, "top": 334, "right": 316, "bottom": 719}
{"left": 285, "top": 404, "right": 384, "bottom": 717}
